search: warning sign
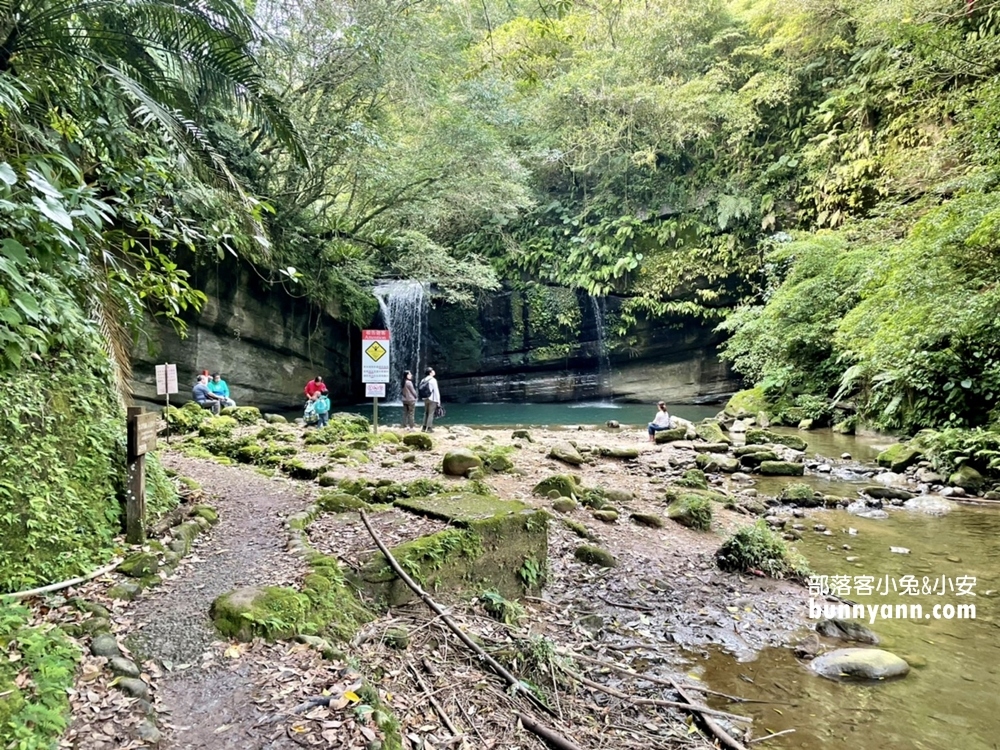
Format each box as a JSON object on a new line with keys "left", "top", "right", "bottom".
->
{"left": 362, "top": 329, "right": 390, "bottom": 383}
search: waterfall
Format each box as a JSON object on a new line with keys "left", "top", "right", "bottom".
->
{"left": 590, "top": 296, "right": 613, "bottom": 400}
{"left": 373, "top": 280, "right": 427, "bottom": 402}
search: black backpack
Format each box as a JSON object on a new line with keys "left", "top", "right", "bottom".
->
{"left": 418, "top": 380, "right": 432, "bottom": 399}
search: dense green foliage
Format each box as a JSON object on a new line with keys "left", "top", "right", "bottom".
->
{"left": 0, "top": 602, "right": 80, "bottom": 749}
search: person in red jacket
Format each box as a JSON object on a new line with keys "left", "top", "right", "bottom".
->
{"left": 304, "top": 376, "right": 327, "bottom": 401}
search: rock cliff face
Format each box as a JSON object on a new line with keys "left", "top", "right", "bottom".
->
{"left": 425, "top": 286, "right": 739, "bottom": 404}
{"left": 132, "top": 262, "right": 353, "bottom": 410}
{"left": 132, "top": 273, "right": 737, "bottom": 409}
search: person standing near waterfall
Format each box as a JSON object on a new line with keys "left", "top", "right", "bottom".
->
{"left": 401, "top": 370, "right": 418, "bottom": 429}
{"left": 418, "top": 367, "right": 440, "bottom": 432}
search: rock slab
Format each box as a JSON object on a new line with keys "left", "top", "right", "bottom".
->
{"left": 810, "top": 648, "right": 909, "bottom": 681}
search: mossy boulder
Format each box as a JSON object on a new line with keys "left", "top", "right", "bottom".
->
{"left": 317, "top": 493, "right": 369, "bottom": 513}
{"left": 357, "top": 503, "right": 549, "bottom": 606}
{"left": 210, "top": 586, "right": 310, "bottom": 641}
{"left": 746, "top": 429, "right": 807, "bottom": 452}
{"left": 667, "top": 494, "right": 713, "bottom": 530}
{"left": 780, "top": 483, "right": 823, "bottom": 507}
{"left": 716, "top": 520, "right": 809, "bottom": 578}
{"left": 548, "top": 442, "right": 585, "bottom": 466}
{"left": 511, "top": 429, "right": 534, "bottom": 442}
{"left": 533, "top": 474, "right": 581, "bottom": 498}
{"left": 630, "top": 513, "right": 664, "bottom": 528}
{"left": 675, "top": 469, "right": 709, "bottom": 490}
{"left": 759, "top": 460, "right": 805, "bottom": 476}
{"left": 192, "top": 505, "right": 219, "bottom": 524}
{"left": 198, "top": 416, "right": 239, "bottom": 438}
{"left": 738, "top": 450, "right": 779, "bottom": 468}
{"left": 380, "top": 431, "right": 402, "bottom": 444}
{"left": 603, "top": 488, "right": 634, "bottom": 504}
{"left": 592, "top": 509, "right": 619, "bottom": 523}
{"left": 264, "top": 413, "right": 287, "bottom": 424}
{"left": 221, "top": 406, "right": 262, "bottom": 424}
{"left": 107, "top": 583, "right": 141, "bottom": 601}
{"left": 949, "top": 464, "right": 985, "bottom": 492}
{"left": 234, "top": 444, "right": 265, "bottom": 464}
{"left": 403, "top": 433, "right": 433, "bottom": 450}
{"left": 552, "top": 498, "right": 578, "bottom": 513}
{"left": 317, "top": 472, "right": 340, "bottom": 487}
{"left": 163, "top": 404, "right": 207, "bottom": 432}
{"left": 695, "top": 453, "right": 739, "bottom": 473}
{"left": 597, "top": 446, "right": 639, "bottom": 459}
{"left": 877, "top": 444, "right": 922, "bottom": 473}
{"left": 282, "top": 458, "right": 327, "bottom": 480}
{"left": 654, "top": 427, "right": 688, "bottom": 444}
{"left": 695, "top": 421, "right": 731, "bottom": 445}
{"left": 442, "top": 449, "right": 483, "bottom": 477}
{"left": 725, "top": 387, "right": 769, "bottom": 419}
{"left": 119, "top": 552, "right": 158, "bottom": 578}
{"left": 574, "top": 545, "right": 616, "bottom": 568}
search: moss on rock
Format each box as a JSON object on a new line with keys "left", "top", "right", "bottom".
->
{"left": 442, "top": 449, "right": 483, "bottom": 477}
{"left": 119, "top": 552, "right": 158, "bottom": 578}
{"left": 695, "top": 421, "right": 731, "bottom": 445}
{"left": 533, "top": 474, "right": 581, "bottom": 498}
{"left": 746, "top": 429, "right": 807, "bottom": 452}
{"left": 210, "top": 586, "right": 311, "bottom": 641}
{"left": 574, "top": 545, "right": 616, "bottom": 567}
{"left": 653, "top": 426, "right": 688, "bottom": 443}
{"left": 725, "top": 387, "right": 769, "bottom": 418}
{"left": 667, "top": 494, "right": 713, "bottom": 531}
{"left": 876, "top": 443, "right": 922, "bottom": 473}
{"left": 198, "top": 416, "right": 239, "bottom": 438}
{"left": 402, "top": 433, "right": 433, "bottom": 450}
{"left": 675, "top": 469, "right": 709, "bottom": 490}
{"left": 759, "top": 460, "right": 805, "bottom": 476}
{"left": 317, "top": 493, "right": 370, "bottom": 513}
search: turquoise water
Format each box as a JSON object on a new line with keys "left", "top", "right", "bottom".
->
{"left": 331, "top": 400, "right": 722, "bottom": 427}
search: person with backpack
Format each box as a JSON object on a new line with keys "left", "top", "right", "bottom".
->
{"left": 401, "top": 370, "right": 418, "bottom": 429}
{"left": 418, "top": 367, "right": 440, "bottom": 432}
{"left": 314, "top": 392, "right": 331, "bottom": 427}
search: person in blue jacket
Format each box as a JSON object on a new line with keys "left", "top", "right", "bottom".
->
{"left": 314, "top": 392, "right": 331, "bottom": 427}
{"left": 208, "top": 373, "right": 237, "bottom": 408}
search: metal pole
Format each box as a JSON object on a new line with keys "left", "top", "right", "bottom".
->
{"left": 164, "top": 361, "right": 171, "bottom": 445}
{"left": 373, "top": 396, "right": 379, "bottom": 433}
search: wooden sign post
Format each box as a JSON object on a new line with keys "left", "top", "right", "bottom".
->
{"left": 126, "top": 407, "right": 158, "bottom": 544}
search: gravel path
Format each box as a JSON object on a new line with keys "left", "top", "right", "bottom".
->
{"left": 133, "top": 456, "right": 314, "bottom": 749}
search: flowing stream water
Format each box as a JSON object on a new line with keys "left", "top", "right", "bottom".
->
{"left": 695, "top": 429, "right": 1000, "bottom": 750}
{"left": 589, "top": 295, "right": 613, "bottom": 400}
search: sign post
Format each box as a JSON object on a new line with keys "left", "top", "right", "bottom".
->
{"left": 155, "top": 363, "right": 178, "bottom": 443}
{"left": 362, "top": 330, "right": 390, "bottom": 433}
{"left": 126, "top": 407, "right": 158, "bottom": 544}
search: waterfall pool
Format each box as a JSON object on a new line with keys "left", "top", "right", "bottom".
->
{"left": 335, "top": 400, "right": 722, "bottom": 427}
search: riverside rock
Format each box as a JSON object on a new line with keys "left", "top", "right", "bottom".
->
{"left": 816, "top": 619, "right": 880, "bottom": 644}
{"left": 442, "top": 448, "right": 483, "bottom": 476}
{"left": 759, "top": 460, "right": 804, "bottom": 476}
{"left": 810, "top": 648, "right": 909, "bottom": 681}
{"left": 548, "top": 442, "right": 585, "bottom": 466}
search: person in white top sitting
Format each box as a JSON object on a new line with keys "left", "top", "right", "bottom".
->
{"left": 647, "top": 401, "right": 673, "bottom": 443}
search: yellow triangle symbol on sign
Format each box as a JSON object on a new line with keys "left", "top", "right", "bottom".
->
{"left": 365, "top": 341, "right": 387, "bottom": 361}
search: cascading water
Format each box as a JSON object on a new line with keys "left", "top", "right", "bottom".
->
{"left": 590, "top": 296, "right": 613, "bottom": 400}
{"left": 373, "top": 280, "right": 428, "bottom": 402}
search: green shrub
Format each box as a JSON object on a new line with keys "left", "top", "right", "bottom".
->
{"left": 667, "top": 494, "right": 713, "bottom": 531}
{"left": 716, "top": 521, "right": 810, "bottom": 579}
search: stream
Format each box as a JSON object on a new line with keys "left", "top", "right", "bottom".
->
{"left": 697, "top": 428, "right": 1000, "bottom": 750}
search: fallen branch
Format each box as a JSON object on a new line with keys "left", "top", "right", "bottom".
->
{"left": 6, "top": 558, "right": 124, "bottom": 601}
{"left": 669, "top": 677, "right": 750, "bottom": 750}
{"left": 560, "top": 665, "right": 751, "bottom": 725}
{"left": 749, "top": 728, "right": 796, "bottom": 744}
{"left": 358, "top": 510, "right": 554, "bottom": 716}
{"left": 514, "top": 712, "right": 585, "bottom": 750}
{"left": 408, "top": 663, "right": 461, "bottom": 737}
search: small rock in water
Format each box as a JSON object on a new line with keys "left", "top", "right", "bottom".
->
{"left": 890, "top": 546, "right": 910, "bottom": 554}
{"left": 841, "top": 453, "right": 852, "bottom": 460}
{"left": 947, "top": 555, "right": 962, "bottom": 563}
{"left": 810, "top": 648, "right": 909, "bottom": 681}
{"left": 817, "top": 464, "right": 832, "bottom": 473}
{"left": 605, "top": 420, "right": 620, "bottom": 429}
{"left": 857, "top": 509, "right": 889, "bottom": 519}
{"left": 842, "top": 544, "right": 852, "bottom": 550}
{"left": 846, "top": 556, "right": 859, "bottom": 562}
{"left": 848, "top": 527, "right": 858, "bottom": 535}
{"left": 792, "top": 509, "right": 805, "bottom": 518}
{"left": 813, "top": 524, "right": 827, "bottom": 532}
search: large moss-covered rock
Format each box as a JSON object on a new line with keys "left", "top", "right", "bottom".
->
{"left": 574, "top": 545, "right": 616, "bottom": 567}
{"left": 164, "top": 404, "right": 207, "bottom": 432}
{"left": 442, "top": 449, "right": 483, "bottom": 477}
{"left": 675, "top": 469, "right": 709, "bottom": 489}
{"left": 548, "top": 442, "right": 585, "bottom": 466}
{"left": 695, "top": 421, "right": 731, "bottom": 445}
{"left": 810, "top": 648, "right": 910, "bottom": 681}
{"left": 357, "top": 498, "right": 549, "bottom": 606}
{"left": 759, "top": 460, "right": 805, "bottom": 476}
{"left": 198, "top": 416, "right": 239, "bottom": 438}
{"left": 533, "top": 474, "right": 581, "bottom": 498}
{"left": 653, "top": 427, "right": 688, "bottom": 444}
{"left": 863, "top": 486, "right": 914, "bottom": 501}
{"left": 210, "top": 586, "right": 310, "bottom": 641}
{"left": 667, "top": 494, "right": 713, "bottom": 530}
{"left": 780, "top": 483, "right": 823, "bottom": 507}
{"left": 725, "top": 387, "right": 769, "bottom": 418}
{"left": 739, "top": 450, "right": 779, "bottom": 468}
{"left": 597, "top": 446, "right": 639, "bottom": 459}
{"left": 281, "top": 458, "right": 327, "bottom": 480}
{"left": 119, "top": 552, "right": 159, "bottom": 578}
{"left": 949, "top": 464, "right": 985, "bottom": 492}
{"left": 746, "top": 429, "right": 807, "bottom": 452}
{"left": 403, "top": 433, "right": 433, "bottom": 450}
{"left": 876, "top": 444, "right": 922, "bottom": 473}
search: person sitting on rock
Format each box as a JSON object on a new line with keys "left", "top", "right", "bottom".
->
{"left": 208, "top": 373, "right": 236, "bottom": 408}
{"left": 192, "top": 375, "right": 224, "bottom": 415}
{"left": 647, "top": 401, "right": 673, "bottom": 443}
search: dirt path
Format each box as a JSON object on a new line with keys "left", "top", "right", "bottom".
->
{"left": 132, "top": 456, "right": 313, "bottom": 749}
